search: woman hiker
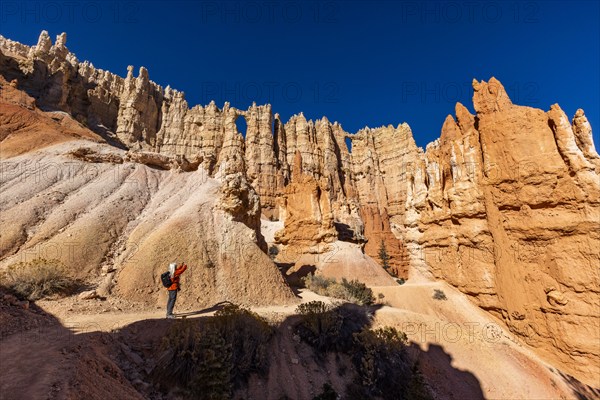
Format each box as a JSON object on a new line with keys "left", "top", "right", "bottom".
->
{"left": 166, "top": 262, "right": 187, "bottom": 318}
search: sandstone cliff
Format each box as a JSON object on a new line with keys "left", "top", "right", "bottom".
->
{"left": 1, "top": 32, "right": 599, "bottom": 385}
{"left": 273, "top": 151, "right": 338, "bottom": 257}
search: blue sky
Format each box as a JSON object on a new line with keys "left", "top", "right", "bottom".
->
{"left": 1, "top": 0, "right": 598, "bottom": 148}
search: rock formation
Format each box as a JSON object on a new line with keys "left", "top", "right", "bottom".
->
{"left": 1, "top": 32, "right": 599, "bottom": 385}
{"left": 274, "top": 151, "right": 338, "bottom": 258}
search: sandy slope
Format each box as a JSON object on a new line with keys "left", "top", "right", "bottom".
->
{"left": 0, "top": 138, "right": 295, "bottom": 308}
{"left": 372, "top": 281, "right": 585, "bottom": 399}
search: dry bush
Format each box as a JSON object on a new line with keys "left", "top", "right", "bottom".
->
{"left": 340, "top": 278, "right": 374, "bottom": 306}
{"left": 303, "top": 275, "right": 374, "bottom": 306}
{"left": 303, "top": 274, "right": 335, "bottom": 296}
{"left": 1, "top": 258, "right": 78, "bottom": 300}
{"left": 327, "top": 282, "right": 351, "bottom": 300}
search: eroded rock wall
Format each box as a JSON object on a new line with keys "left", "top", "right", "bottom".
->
{"left": 370, "top": 78, "right": 600, "bottom": 382}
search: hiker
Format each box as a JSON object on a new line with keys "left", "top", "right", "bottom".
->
{"left": 166, "top": 262, "right": 187, "bottom": 318}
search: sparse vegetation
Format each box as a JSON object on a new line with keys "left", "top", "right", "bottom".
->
{"left": 396, "top": 278, "right": 406, "bottom": 285}
{"left": 350, "top": 325, "right": 432, "bottom": 399}
{"left": 295, "top": 301, "right": 343, "bottom": 352}
{"left": 352, "top": 326, "right": 408, "bottom": 388}
{"left": 379, "top": 240, "right": 400, "bottom": 278}
{"left": 378, "top": 240, "right": 391, "bottom": 270}
{"left": 268, "top": 245, "right": 279, "bottom": 260}
{"left": 295, "top": 301, "right": 371, "bottom": 352}
{"left": 152, "top": 304, "right": 273, "bottom": 399}
{"left": 303, "top": 275, "right": 374, "bottom": 306}
{"left": 433, "top": 289, "right": 447, "bottom": 300}
{"left": 294, "top": 302, "right": 432, "bottom": 400}
{"left": 1, "top": 258, "right": 78, "bottom": 300}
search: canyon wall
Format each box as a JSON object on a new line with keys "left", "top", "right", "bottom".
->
{"left": 1, "top": 32, "right": 599, "bottom": 383}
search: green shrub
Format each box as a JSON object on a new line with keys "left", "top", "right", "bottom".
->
{"left": 295, "top": 302, "right": 371, "bottom": 353}
{"left": 152, "top": 319, "right": 213, "bottom": 391}
{"left": 188, "top": 325, "right": 232, "bottom": 399}
{"left": 370, "top": 326, "right": 408, "bottom": 348}
{"left": 406, "top": 361, "right": 432, "bottom": 400}
{"left": 154, "top": 321, "right": 232, "bottom": 399}
{"left": 215, "top": 304, "right": 273, "bottom": 385}
{"left": 295, "top": 301, "right": 341, "bottom": 351}
{"left": 345, "top": 325, "right": 433, "bottom": 399}
{"left": 1, "top": 258, "right": 78, "bottom": 300}
{"left": 152, "top": 304, "right": 273, "bottom": 398}
{"left": 433, "top": 289, "right": 447, "bottom": 300}
{"left": 296, "top": 300, "right": 333, "bottom": 316}
{"left": 295, "top": 302, "right": 432, "bottom": 400}
{"left": 396, "top": 278, "right": 406, "bottom": 285}
{"left": 351, "top": 326, "right": 422, "bottom": 399}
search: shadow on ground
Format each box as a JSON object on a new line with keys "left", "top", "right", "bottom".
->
{"left": 174, "top": 301, "right": 234, "bottom": 317}
{"left": 408, "top": 342, "right": 484, "bottom": 400}
{"left": 1, "top": 286, "right": 596, "bottom": 400}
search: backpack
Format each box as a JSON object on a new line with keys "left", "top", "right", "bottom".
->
{"left": 160, "top": 271, "right": 172, "bottom": 288}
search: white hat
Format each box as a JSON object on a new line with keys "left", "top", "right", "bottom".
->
{"left": 169, "top": 262, "right": 177, "bottom": 277}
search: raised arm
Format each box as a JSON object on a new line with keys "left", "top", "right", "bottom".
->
{"left": 174, "top": 263, "right": 187, "bottom": 277}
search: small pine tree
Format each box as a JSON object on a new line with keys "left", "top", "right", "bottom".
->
{"left": 378, "top": 240, "right": 391, "bottom": 270}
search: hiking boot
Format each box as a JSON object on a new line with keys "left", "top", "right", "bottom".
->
{"left": 166, "top": 314, "right": 175, "bottom": 319}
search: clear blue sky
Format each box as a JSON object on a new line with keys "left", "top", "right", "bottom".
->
{"left": 1, "top": 0, "right": 599, "bottom": 148}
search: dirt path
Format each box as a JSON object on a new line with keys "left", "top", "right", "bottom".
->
{"left": 0, "top": 327, "right": 68, "bottom": 399}
{"left": 1, "top": 283, "right": 588, "bottom": 399}
{"left": 42, "top": 289, "right": 331, "bottom": 333}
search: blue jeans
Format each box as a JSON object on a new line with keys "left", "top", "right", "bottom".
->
{"left": 166, "top": 290, "right": 178, "bottom": 316}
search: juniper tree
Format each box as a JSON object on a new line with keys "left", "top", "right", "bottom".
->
{"left": 378, "top": 240, "right": 391, "bottom": 270}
